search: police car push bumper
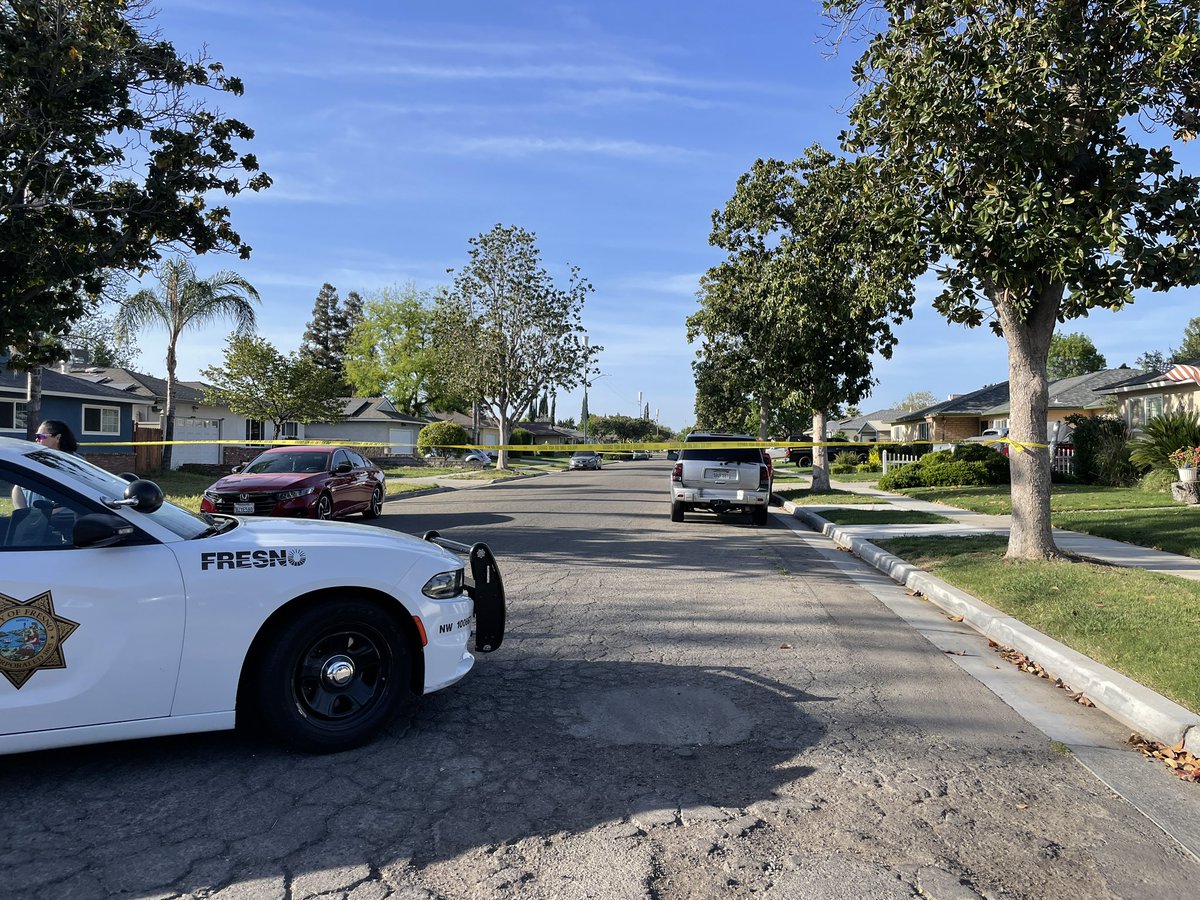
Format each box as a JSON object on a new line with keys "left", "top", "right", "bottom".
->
{"left": 422, "top": 531, "right": 505, "bottom": 653}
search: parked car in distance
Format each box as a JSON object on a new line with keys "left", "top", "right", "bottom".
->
{"left": 569, "top": 451, "right": 603, "bottom": 470}
{"left": 631, "top": 450, "right": 651, "bottom": 461}
{"left": 461, "top": 449, "right": 494, "bottom": 465}
{"left": 764, "top": 446, "right": 789, "bottom": 461}
{"left": 201, "top": 446, "right": 386, "bottom": 521}
{"left": 669, "top": 432, "right": 772, "bottom": 526}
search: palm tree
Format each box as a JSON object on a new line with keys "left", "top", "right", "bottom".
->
{"left": 115, "top": 257, "right": 260, "bottom": 471}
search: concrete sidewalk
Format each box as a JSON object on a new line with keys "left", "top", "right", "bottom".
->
{"left": 778, "top": 479, "right": 1200, "bottom": 757}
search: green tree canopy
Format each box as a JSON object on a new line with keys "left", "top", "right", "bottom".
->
{"left": 200, "top": 335, "right": 345, "bottom": 438}
{"left": 300, "top": 283, "right": 364, "bottom": 388}
{"left": 1047, "top": 332, "right": 1107, "bottom": 380}
{"left": 417, "top": 421, "right": 469, "bottom": 455}
{"left": 1176, "top": 316, "right": 1200, "bottom": 363}
{"left": 433, "top": 224, "right": 599, "bottom": 467}
{"left": 0, "top": 0, "right": 270, "bottom": 365}
{"left": 830, "top": 0, "right": 1200, "bottom": 558}
{"left": 691, "top": 146, "right": 923, "bottom": 489}
{"left": 896, "top": 391, "right": 938, "bottom": 413}
{"left": 343, "top": 283, "right": 459, "bottom": 416}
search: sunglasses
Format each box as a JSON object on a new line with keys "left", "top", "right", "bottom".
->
{"left": 35, "top": 433, "right": 56, "bottom": 442}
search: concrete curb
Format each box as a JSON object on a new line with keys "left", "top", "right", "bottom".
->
{"left": 784, "top": 501, "right": 1200, "bottom": 755}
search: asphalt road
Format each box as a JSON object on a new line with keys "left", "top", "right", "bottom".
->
{"left": 6, "top": 460, "right": 1199, "bottom": 899}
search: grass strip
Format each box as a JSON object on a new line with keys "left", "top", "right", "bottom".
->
{"left": 774, "top": 487, "right": 889, "bottom": 505}
{"left": 874, "top": 535, "right": 1200, "bottom": 714}
{"left": 818, "top": 509, "right": 955, "bottom": 526}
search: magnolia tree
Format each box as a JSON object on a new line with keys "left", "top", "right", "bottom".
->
{"left": 433, "top": 225, "right": 599, "bottom": 468}
{"left": 829, "top": 0, "right": 1200, "bottom": 558}
{"left": 691, "top": 147, "right": 922, "bottom": 491}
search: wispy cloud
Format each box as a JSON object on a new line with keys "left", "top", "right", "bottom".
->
{"left": 444, "top": 136, "right": 702, "bottom": 161}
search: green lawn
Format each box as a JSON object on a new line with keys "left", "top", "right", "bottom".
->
{"left": 1052, "top": 507, "right": 1200, "bottom": 559}
{"left": 896, "top": 484, "right": 1174, "bottom": 515}
{"left": 819, "top": 509, "right": 955, "bottom": 526}
{"left": 774, "top": 487, "right": 890, "bottom": 505}
{"left": 873, "top": 535, "right": 1200, "bottom": 714}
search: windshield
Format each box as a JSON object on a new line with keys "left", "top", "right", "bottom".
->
{"left": 679, "top": 445, "right": 763, "bottom": 464}
{"left": 244, "top": 450, "right": 330, "bottom": 474}
{"left": 28, "top": 449, "right": 212, "bottom": 540}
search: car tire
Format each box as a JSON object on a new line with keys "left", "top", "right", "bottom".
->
{"left": 752, "top": 506, "right": 768, "bottom": 527}
{"left": 670, "top": 500, "right": 685, "bottom": 522}
{"left": 362, "top": 486, "right": 384, "bottom": 519}
{"left": 315, "top": 492, "right": 333, "bottom": 520}
{"left": 251, "top": 599, "right": 414, "bottom": 753}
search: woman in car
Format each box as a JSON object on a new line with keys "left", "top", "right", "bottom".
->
{"left": 11, "top": 420, "right": 81, "bottom": 509}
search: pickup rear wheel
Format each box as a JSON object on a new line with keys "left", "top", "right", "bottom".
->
{"left": 751, "top": 506, "right": 768, "bottom": 527}
{"left": 670, "top": 500, "right": 685, "bottom": 522}
{"left": 252, "top": 599, "right": 413, "bottom": 752}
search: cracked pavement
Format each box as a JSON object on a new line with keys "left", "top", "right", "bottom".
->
{"left": 5, "top": 461, "right": 1198, "bottom": 898}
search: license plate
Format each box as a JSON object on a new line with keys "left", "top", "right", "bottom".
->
{"left": 234, "top": 502, "right": 255, "bottom": 514}
{"left": 705, "top": 468, "right": 734, "bottom": 482}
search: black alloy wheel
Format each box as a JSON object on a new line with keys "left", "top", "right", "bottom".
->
{"left": 363, "top": 485, "right": 384, "bottom": 519}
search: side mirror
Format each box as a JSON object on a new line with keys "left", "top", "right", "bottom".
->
{"left": 74, "top": 513, "right": 137, "bottom": 548}
{"left": 334, "top": 462, "right": 353, "bottom": 474}
{"left": 231, "top": 464, "right": 243, "bottom": 473}
{"left": 121, "top": 479, "right": 164, "bottom": 513}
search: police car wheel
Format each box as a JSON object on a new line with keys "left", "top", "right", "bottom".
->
{"left": 253, "top": 599, "right": 413, "bottom": 752}
{"left": 362, "top": 486, "right": 384, "bottom": 519}
{"left": 316, "top": 493, "right": 333, "bottom": 520}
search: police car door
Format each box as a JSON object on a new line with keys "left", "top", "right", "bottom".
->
{"left": 0, "top": 464, "right": 186, "bottom": 735}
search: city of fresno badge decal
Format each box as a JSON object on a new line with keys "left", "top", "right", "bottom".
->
{"left": 0, "top": 591, "right": 79, "bottom": 689}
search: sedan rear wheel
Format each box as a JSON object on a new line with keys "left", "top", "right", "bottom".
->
{"left": 362, "top": 485, "right": 384, "bottom": 519}
{"left": 251, "top": 599, "right": 413, "bottom": 752}
{"left": 315, "top": 492, "right": 333, "bottom": 520}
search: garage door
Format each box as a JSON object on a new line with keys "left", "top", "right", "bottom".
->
{"left": 172, "top": 417, "right": 221, "bottom": 467}
{"left": 388, "top": 427, "right": 416, "bottom": 455}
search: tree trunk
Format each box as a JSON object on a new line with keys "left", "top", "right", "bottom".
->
{"left": 994, "top": 284, "right": 1064, "bottom": 560}
{"left": 162, "top": 339, "right": 177, "bottom": 472}
{"left": 757, "top": 399, "right": 769, "bottom": 441}
{"left": 497, "top": 408, "right": 510, "bottom": 470}
{"left": 24, "top": 366, "right": 42, "bottom": 441}
{"left": 811, "top": 409, "right": 830, "bottom": 492}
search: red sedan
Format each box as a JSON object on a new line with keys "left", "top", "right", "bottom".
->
{"left": 201, "top": 446, "right": 387, "bottom": 520}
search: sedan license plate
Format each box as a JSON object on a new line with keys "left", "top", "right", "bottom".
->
{"left": 234, "top": 502, "right": 255, "bottom": 514}
{"left": 704, "top": 468, "right": 735, "bottom": 482}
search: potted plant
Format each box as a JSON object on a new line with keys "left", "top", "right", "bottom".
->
{"left": 1167, "top": 446, "right": 1200, "bottom": 482}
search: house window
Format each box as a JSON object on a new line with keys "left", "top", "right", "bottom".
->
{"left": 1128, "top": 400, "right": 1147, "bottom": 432}
{"left": 82, "top": 405, "right": 120, "bottom": 435}
{"left": 0, "top": 400, "right": 27, "bottom": 432}
{"left": 245, "top": 420, "right": 265, "bottom": 443}
{"left": 1145, "top": 394, "right": 1164, "bottom": 422}
{"left": 280, "top": 421, "right": 299, "bottom": 439}
{"left": 917, "top": 422, "right": 930, "bottom": 441}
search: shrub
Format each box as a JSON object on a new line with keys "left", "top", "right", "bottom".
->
{"left": 1139, "top": 468, "right": 1176, "bottom": 494}
{"left": 919, "top": 460, "right": 991, "bottom": 487}
{"left": 417, "top": 421, "right": 468, "bottom": 455}
{"left": 867, "top": 447, "right": 882, "bottom": 468}
{"left": 919, "top": 449, "right": 954, "bottom": 466}
{"left": 833, "top": 450, "right": 862, "bottom": 467}
{"left": 953, "top": 442, "right": 999, "bottom": 462}
{"left": 509, "top": 428, "right": 534, "bottom": 446}
{"left": 878, "top": 463, "right": 925, "bottom": 490}
{"left": 1129, "top": 410, "right": 1200, "bottom": 471}
{"left": 855, "top": 462, "right": 881, "bottom": 473}
{"left": 830, "top": 463, "right": 857, "bottom": 474}
{"left": 1066, "top": 414, "right": 1134, "bottom": 485}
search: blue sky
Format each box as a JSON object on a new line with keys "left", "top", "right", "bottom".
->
{"left": 127, "top": 0, "right": 1200, "bottom": 432}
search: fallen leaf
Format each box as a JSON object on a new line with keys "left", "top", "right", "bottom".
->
{"left": 779, "top": 643, "right": 794, "bottom": 650}
{"left": 1016, "top": 803, "right": 1028, "bottom": 810}
{"left": 948, "top": 615, "right": 964, "bottom": 622}
{"left": 944, "top": 649, "right": 967, "bottom": 656}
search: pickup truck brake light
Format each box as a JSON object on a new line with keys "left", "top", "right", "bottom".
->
{"left": 671, "top": 462, "right": 683, "bottom": 482}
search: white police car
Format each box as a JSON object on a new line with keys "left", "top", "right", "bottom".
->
{"left": 0, "top": 437, "right": 504, "bottom": 754}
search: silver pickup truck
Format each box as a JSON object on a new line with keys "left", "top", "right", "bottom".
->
{"left": 669, "top": 432, "right": 772, "bottom": 526}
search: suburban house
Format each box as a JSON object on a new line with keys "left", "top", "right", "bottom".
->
{"left": 0, "top": 366, "right": 153, "bottom": 471}
{"left": 514, "top": 420, "right": 580, "bottom": 447}
{"left": 432, "top": 409, "right": 502, "bottom": 448}
{"left": 304, "top": 397, "right": 427, "bottom": 457}
{"left": 1095, "top": 359, "right": 1200, "bottom": 433}
{"left": 62, "top": 363, "right": 281, "bottom": 469}
{"left": 888, "top": 367, "right": 1143, "bottom": 441}
{"left": 827, "top": 408, "right": 907, "bottom": 441}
